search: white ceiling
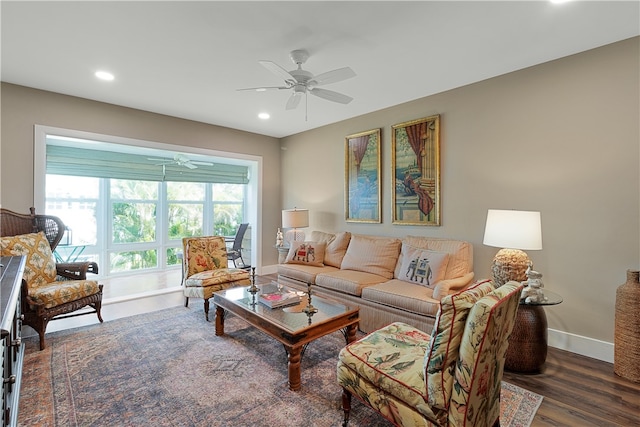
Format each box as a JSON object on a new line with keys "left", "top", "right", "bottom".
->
{"left": 2, "top": 1, "right": 638, "bottom": 139}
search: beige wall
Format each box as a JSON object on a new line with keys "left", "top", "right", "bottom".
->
{"left": 281, "top": 37, "right": 640, "bottom": 356}
{"left": 2, "top": 37, "right": 638, "bottom": 359}
{"left": 0, "top": 83, "right": 282, "bottom": 266}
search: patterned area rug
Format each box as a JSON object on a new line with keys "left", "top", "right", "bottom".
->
{"left": 18, "top": 306, "right": 542, "bottom": 426}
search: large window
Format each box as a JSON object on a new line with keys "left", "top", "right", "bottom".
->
{"left": 36, "top": 126, "right": 260, "bottom": 278}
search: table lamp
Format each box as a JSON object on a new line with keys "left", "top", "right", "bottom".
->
{"left": 483, "top": 209, "right": 542, "bottom": 287}
{"left": 282, "top": 208, "right": 309, "bottom": 246}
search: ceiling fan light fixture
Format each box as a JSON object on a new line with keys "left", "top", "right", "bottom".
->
{"left": 258, "top": 112, "right": 270, "bottom": 120}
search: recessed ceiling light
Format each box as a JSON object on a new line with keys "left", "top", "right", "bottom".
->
{"left": 258, "top": 112, "right": 270, "bottom": 120}
{"left": 95, "top": 71, "right": 114, "bottom": 81}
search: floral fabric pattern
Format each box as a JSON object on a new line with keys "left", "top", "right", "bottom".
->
{"left": 448, "top": 282, "right": 522, "bottom": 427}
{"left": 181, "top": 236, "right": 250, "bottom": 297}
{"left": 338, "top": 322, "right": 446, "bottom": 426}
{"left": 337, "top": 282, "right": 522, "bottom": 427}
{"left": 183, "top": 236, "right": 230, "bottom": 278}
{"left": 425, "top": 279, "right": 495, "bottom": 410}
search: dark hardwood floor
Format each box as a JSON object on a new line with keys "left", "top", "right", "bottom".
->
{"left": 503, "top": 347, "right": 640, "bottom": 426}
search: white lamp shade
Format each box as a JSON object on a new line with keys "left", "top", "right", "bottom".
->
{"left": 483, "top": 209, "right": 542, "bottom": 250}
{"left": 282, "top": 208, "right": 309, "bottom": 229}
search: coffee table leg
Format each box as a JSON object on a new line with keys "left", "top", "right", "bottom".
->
{"left": 345, "top": 323, "right": 358, "bottom": 344}
{"left": 215, "top": 306, "right": 225, "bottom": 336}
{"left": 287, "top": 346, "right": 302, "bottom": 391}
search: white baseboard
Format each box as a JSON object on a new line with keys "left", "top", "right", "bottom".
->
{"left": 548, "top": 328, "right": 614, "bottom": 363}
{"left": 261, "top": 264, "right": 279, "bottom": 275}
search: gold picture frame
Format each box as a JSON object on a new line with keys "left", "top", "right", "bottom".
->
{"left": 391, "top": 115, "right": 441, "bottom": 225}
{"left": 345, "top": 128, "right": 381, "bottom": 223}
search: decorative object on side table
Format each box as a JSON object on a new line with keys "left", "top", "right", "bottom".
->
{"left": 276, "top": 228, "right": 284, "bottom": 247}
{"left": 505, "top": 288, "right": 562, "bottom": 373}
{"left": 520, "top": 263, "right": 546, "bottom": 304}
{"left": 614, "top": 269, "right": 640, "bottom": 383}
{"left": 483, "top": 209, "right": 542, "bottom": 287}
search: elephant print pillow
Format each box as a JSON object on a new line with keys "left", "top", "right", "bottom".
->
{"left": 285, "top": 241, "right": 326, "bottom": 267}
{"left": 399, "top": 247, "right": 449, "bottom": 288}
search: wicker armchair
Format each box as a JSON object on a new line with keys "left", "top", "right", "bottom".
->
{"left": 0, "top": 207, "right": 103, "bottom": 350}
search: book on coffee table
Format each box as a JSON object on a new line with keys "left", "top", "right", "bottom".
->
{"left": 258, "top": 290, "right": 301, "bottom": 308}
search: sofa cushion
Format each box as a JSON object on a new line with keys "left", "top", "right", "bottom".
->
{"left": 361, "top": 279, "right": 441, "bottom": 317}
{"left": 400, "top": 236, "right": 473, "bottom": 281}
{"left": 424, "top": 279, "right": 496, "bottom": 411}
{"left": 0, "top": 232, "right": 57, "bottom": 287}
{"left": 340, "top": 234, "right": 401, "bottom": 279}
{"left": 397, "top": 244, "right": 449, "bottom": 288}
{"left": 284, "top": 241, "right": 326, "bottom": 266}
{"left": 315, "top": 270, "right": 387, "bottom": 297}
{"left": 277, "top": 263, "right": 339, "bottom": 284}
{"left": 310, "top": 231, "right": 351, "bottom": 268}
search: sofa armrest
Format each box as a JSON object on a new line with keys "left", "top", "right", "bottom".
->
{"left": 432, "top": 272, "right": 475, "bottom": 300}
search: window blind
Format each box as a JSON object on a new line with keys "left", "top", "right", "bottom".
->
{"left": 46, "top": 145, "right": 249, "bottom": 184}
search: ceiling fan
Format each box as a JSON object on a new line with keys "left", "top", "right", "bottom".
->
{"left": 238, "top": 49, "right": 356, "bottom": 111}
{"left": 147, "top": 154, "right": 213, "bottom": 170}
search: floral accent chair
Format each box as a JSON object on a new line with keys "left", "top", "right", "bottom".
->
{"left": 0, "top": 231, "right": 103, "bottom": 350}
{"left": 337, "top": 280, "right": 523, "bottom": 427}
{"left": 182, "top": 236, "right": 251, "bottom": 320}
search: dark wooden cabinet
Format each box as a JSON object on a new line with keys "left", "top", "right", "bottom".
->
{"left": 0, "top": 256, "right": 25, "bottom": 427}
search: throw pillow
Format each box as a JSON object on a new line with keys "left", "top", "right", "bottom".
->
{"left": 424, "top": 279, "right": 496, "bottom": 411}
{"left": 398, "top": 245, "right": 449, "bottom": 288}
{"left": 340, "top": 234, "right": 401, "bottom": 279}
{"left": 311, "top": 231, "right": 351, "bottom": 268}
{"left": 285, "top": 241, "right": 326, "bottom": 267}
{"left": 0, "top": 231, "right": 57, "bottom": 287}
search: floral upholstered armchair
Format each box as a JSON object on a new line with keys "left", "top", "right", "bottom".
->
{"left": 182, "top": 236, "right": 250, "bottom": 320}
{"left": 337, "top": 280, "right": 523, "bottom": 427}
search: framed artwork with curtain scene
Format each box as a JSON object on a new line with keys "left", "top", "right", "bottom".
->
{"left": 391, "top": 115, "right": 440, "bottom": 225}
{"left": 345, "top": 128, "right": 381, "bottom": 223}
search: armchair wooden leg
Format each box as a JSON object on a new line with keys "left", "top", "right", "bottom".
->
{"left": 37, "top": 317, "right": 50, "bottom": 351}
{"left": 341, "top": 388, "right": 352, "bottom": 427}
{"left": 94, "top": 301, "right": 104, "bottom": 323}
{"left": 184, "top": 296, "right": 189, "bottom": 308}
{"left": 204, "top": 298, "right": 210, "bottom": 321}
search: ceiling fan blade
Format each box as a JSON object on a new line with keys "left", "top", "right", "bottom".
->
{"left": 236, "top": 86, "right": 290, "bottom": 92}
{"left": 259, "top": 60, "right": 296, "bottom": 84}
{"left": 309, "top": 88, "right": 353, "bottom": 104}
{"left": 286, "top": 92, "right": 302, "bottom": 110}
{"left": 310, "top": 67, "right": 356, "bottom": 86}
{"left": 183, "top": 162, "right": 198, "bottom": 169}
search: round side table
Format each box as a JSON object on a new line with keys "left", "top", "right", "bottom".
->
{"left": 275, "top": 245, "right": 289, "bottom": 264}
{"left": 505, "top": 289, "right": 562, "bottom": 373}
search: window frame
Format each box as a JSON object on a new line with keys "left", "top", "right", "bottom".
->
{"left": 34, "top": 125, "right": 262, "bottom": 277}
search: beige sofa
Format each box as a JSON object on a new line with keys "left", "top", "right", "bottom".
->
{"left": 277, "top": 231, "right": 474, "bottom": 333}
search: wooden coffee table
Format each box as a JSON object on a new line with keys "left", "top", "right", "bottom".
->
{"left": 213, "top": 286, "right": 359, "bottom": 391}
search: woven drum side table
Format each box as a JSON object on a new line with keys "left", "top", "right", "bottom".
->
{"left": 505, "top": 289, "right": 563, "bottom": 373}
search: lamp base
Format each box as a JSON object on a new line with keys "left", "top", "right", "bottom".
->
{"left": 491, "top": 248, "right": 531, "bottom": 287}
{"left": 284, "top": 229, "right": 305, "bottom": 245}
